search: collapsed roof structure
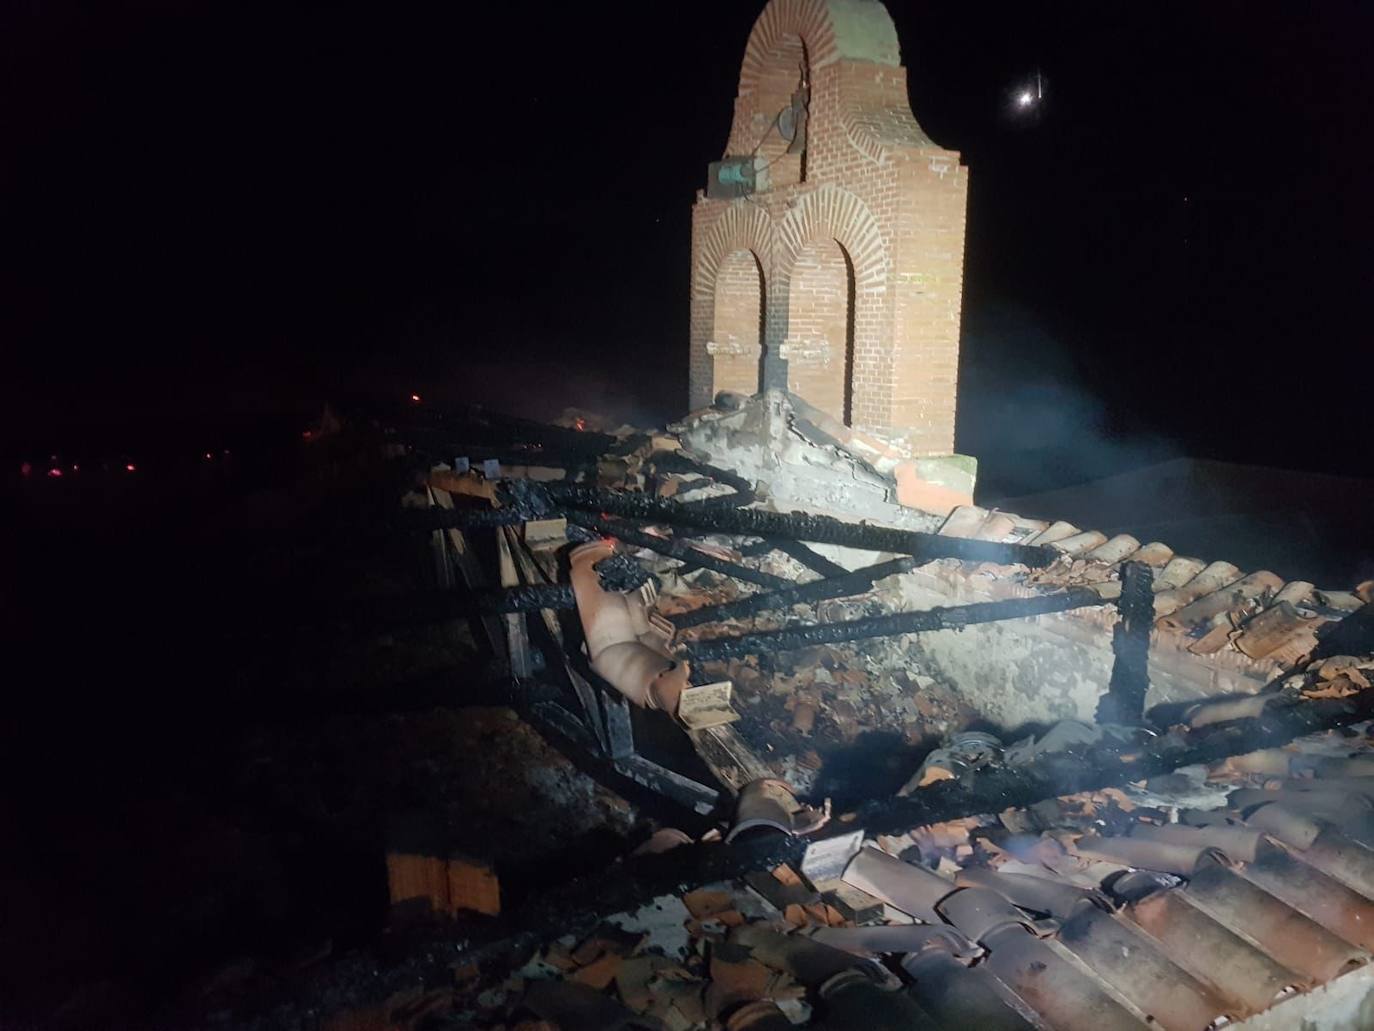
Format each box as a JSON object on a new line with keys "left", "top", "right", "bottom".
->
{"left": 349, "top": 2, "right": 1374, "bottom": 1025}
{"left": 379, "top": 387, "right": 1374, "bottom": 1029}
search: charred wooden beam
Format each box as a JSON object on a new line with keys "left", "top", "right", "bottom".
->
{"left": 769, "top": 538, "right": 848, "bottom": 578}
{"left": 649, "top": 451, "right": 756, "bottom": 509}
{"left": 671, "top": 557, "right": 916, "bottom": 629}
{"left": 405, "top": 506, "right": 524, "bottom": 529}
{"left": 505, "top": 481, "right": 1057, "bottom": 567}
{"left": 439, "top": 683, "right": 1374, "bottom": 973}
{"left": 1313, "top": 600, "right": 1374, "bottom": 660}
{"left": 564, "top": 512, "right": 791, "bottom": 590}
{"left": 485, "top": 583, "right": 576, "bottom": 613}
{"left": 563, "top": 522, "right": 654, "bottom": 592}
{"left": 1096, "top": 560, "right": 1154, "bottom": 724}
{"left": 681, "top": 586, "right": 1108, "bottom": 661}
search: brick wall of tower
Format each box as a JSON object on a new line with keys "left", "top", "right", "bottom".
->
{"left": 688, "top": 0, "right": 968, "bottom": 456}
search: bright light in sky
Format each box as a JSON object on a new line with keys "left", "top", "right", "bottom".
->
{"left": 1017, "top": 90, "right": 1035, "bottom": 108}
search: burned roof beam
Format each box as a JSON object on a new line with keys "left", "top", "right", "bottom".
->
{"left": 1096, "top": 560, "right": 1154, "bottom": 725}
{"left": 563, "top": 512, "right": 791, "bottom": 590}
{"left": 768, "top": 537, "right": 848, "bottom": 578}
{"left": 436, "top": 683, "right": 1374, "bottom": 976}
{"left": 681, "top": 585, "right": 1108, "bottom": 661}
{"left": 514, "top": 481, "right": 1057, "bottom": 567}
{"left": 485, "top": 583, "right": 576, "bottom": 613}
{"left": 671, "top": 557, "right": 916, "bottom": 629}
{"left": 404, "top": 506, "right": 524, "bottom": 530}
{"left": 650, "top": 450, "right": 758, "bottom": 510}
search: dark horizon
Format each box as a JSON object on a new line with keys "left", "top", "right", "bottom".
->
{"left": 4, "top": 0, "right": 1371, "bottom": 491}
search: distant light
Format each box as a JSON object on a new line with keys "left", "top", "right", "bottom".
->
{"left": 410, "top": 392, "right": 422, "bottom": 404}
{"left": 302, "top": 429, "right": 314, "bottom": 440}
{"left": 71, "top": 464, "right": 79, "bottom": 473}
{"left": 1017, "top": 90, "right": 1035, "bottom": 107}
{"left": 48, "top": 467, "right": 63, "bottom": 478}
{"left": 125, "top": 462, "right": 136, "bottom": 473}
{"left": 20, "top": 461, "right": 32, "bottom": 478}
{"left": 204, "top": 452, "right": 214, "bottom": 460}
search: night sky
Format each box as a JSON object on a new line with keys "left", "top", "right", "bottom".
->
{"left": 4, "top": 0, "right": 1371, "bottom": 487}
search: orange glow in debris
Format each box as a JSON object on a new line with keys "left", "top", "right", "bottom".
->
{"left": 574, "top": 417, "right": 586, "bottom": 431}
{"left": 125, "top": 463, "right": 136, "bottom": 473}
{"left": 410, "top": 393, "right": 422, "bottom": 404}
{"left": 47, "top": 467, "right": 63, "bottom": 478}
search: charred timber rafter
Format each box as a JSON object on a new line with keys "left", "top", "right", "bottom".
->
{"left": 563, "top": 522, "right": 655, "bottom": 592}
{"left": 564, "top": 512, "right": 790, "bottom": 590}
{"left": 671, "top": 558, "right": 917, "bottom": 630}
{"left": 405, "top": 507, "right": 524, "bottom": 530}
{"left": 649, "top": 451, "right": 757, "bottom": 509}
{"left": 1096, "top": 560, "right": 1154, "bottom": 724}
{"left": 440, "top": 684, "right": 1374, "bottom": 972}
{"left": 681, "top": 586, "right": 1108, "bottom": 661}
{"left": 768, "top": 538, "right": 848, "bottom": 579}
{"left": 506, "top": 481, "right": 1057, "bottom": 568}
{"left": 485, "top": 583, "right": 576, "bottom": 613}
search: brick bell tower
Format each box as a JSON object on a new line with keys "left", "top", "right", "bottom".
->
{"left": 689, "top": 0, "right": 969, "bottom": 459}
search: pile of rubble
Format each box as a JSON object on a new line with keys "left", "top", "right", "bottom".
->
{"left": 342, "top": 708, "right": 1374, "bottom": 1030}
{"left": 362, "top": 393, "right": 1374, "bottom": 1029}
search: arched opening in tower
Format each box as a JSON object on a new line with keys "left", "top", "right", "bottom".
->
{"left": 748, "top": 33, "right": 808, "bottom": 187}
{"left": 711, "top": 249, "right": 766, "bottom": 398}
{"left": 786, "top": 238, "right": 855, "bottom": 424}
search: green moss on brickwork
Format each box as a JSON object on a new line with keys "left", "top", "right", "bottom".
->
{"left": 827, "top": 0, "right": 902, "bottom": 66}
{"left": 913, "top": 454, "right": 977, "bottom": 494}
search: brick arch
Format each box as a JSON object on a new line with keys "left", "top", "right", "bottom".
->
{"left": 727, "top": 0, "right": 901, "bottom": 159}
{"left": 692, "top": 201, "right": 774, "bottom": 302}
{"left": 772, "top": 185, "right": 890, "bottom": 426}
{"left": 774, "top": 185, "right": 887, "bottom": 291}
{"left": 738, "top": 0, "right": 900, "bottom": 99}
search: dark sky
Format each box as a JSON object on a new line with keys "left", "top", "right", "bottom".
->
{"left": 3, "top": 1, "right": 1371, "bottom": 479}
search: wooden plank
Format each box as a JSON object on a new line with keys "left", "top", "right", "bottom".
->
{"left": 429, "top": 487, "right": 506, "bottom": 658}
{"left": 687, "top": 723, "right": 772, "bottom": 795}
{"left": 504, "top": 526, "right": 610, "bottom": 753}
{"left": 496, "top": 525, "right": 534, "bottom": 679}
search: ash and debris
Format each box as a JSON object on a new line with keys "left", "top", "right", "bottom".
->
{"left": 317, "top": 714, "right": 1374, "bottom": 1030}
{"left": 167, "top": 391, "right": 1374, "bottom": 1030}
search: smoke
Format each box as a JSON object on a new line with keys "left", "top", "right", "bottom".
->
{"left": 956, "top": 302, "right": 1177, "bottom": 501}
{"left": 955, "top": 302, "right": 1374, "bottom": 584}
